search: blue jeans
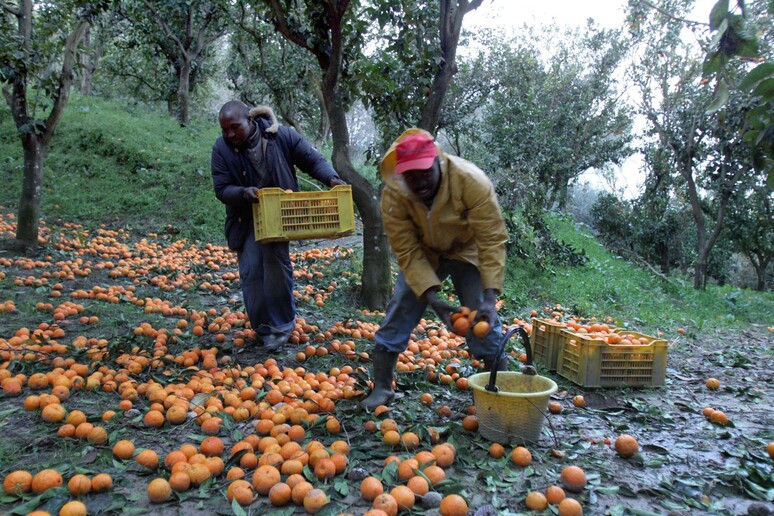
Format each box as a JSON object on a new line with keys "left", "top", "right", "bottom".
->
{"left": 237, "top": 228, "right": 296, "bottom": 338}
{"left": 374, "top": 259, "right": 503, "bottom": 360}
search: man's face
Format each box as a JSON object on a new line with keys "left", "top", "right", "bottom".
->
{"left": 402, "top": 159, "right": 441, "bottom": 202}
{"left": 219, "top": 111, "right": 252, "bottom": 148}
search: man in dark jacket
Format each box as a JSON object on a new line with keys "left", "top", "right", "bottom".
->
{"left": 212, "top": 101, "right": 345, "bottom": 351}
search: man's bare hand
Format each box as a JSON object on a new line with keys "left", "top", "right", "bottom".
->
{"left": 330, "top": 178, "right": 347, "bottom": 187}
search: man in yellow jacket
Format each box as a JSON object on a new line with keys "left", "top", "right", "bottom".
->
{"left": 362, "top": 129, "right": 510, "bottom": 410}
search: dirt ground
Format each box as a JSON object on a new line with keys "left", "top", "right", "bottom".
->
{"left": 0, "top": 225, "right": 772, "bottom": 516}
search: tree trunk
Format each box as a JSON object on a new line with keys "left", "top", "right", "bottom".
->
{"left": 80, "top": 26, "right": 92, "bottom": 95}
{"left": 15, "top": 135, "right": 45, "bottom": 250}
{"left": 177, "top": 60, "right": 191, "bottom": 126}
{"left": 750, "top": 255, "right": 769, "bottom": 291}
{"left": 323, "top": 76, "right": 391, "bottom": 310}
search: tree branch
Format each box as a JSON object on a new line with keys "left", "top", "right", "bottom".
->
{"left": 0, "top": 1, "right": 19, "bottom": 15}
{"left": 638, "top": 0, "right": 708, "bottom": 27}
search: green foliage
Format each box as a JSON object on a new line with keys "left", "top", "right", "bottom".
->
{"left": 503, "top": 214, "right": 774, "bottom": 330}
{"left": 703, "top": 0, "right": 774, "bottom": 187}
{"left": 226, "top": 4, "right": 325, "bottom": 140}
{"left": 0, "top": 95, "right": 224, "bottom": 243}
{"left": 451, "top": 23, "right": 633, "bottom": 211}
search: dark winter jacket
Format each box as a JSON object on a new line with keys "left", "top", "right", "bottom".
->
{"left": 211, "top": 106, "right": 340, "bottom": 251}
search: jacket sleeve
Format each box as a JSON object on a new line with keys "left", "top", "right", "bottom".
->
{"left": 381, "top": 187, "right": 441, "bottom": 298}
{"left": 211, "top": 144, "right": 247, "bottom": 206}
{"left": 461, "top": 173, "right": 508, "bottom": 292}
{"left": 284, "top": 128, "right": 340, "bottom": 186}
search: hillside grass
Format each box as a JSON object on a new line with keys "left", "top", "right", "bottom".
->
{"left": 1, "top": 96, "right": 772, "bottom": 335}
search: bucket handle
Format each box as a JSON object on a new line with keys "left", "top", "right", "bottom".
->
{"left": 485, "top": 325, "right": 536, "bottom": 393}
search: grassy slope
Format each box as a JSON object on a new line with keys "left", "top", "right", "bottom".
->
{"left": 0, "top": 95, "right": 223, "bottom": 243}
{"left": 504, "top": 214, "right": 774, "bottom": 333}
{"left": 1, "top": 96, "right": 772, "bottom": 334}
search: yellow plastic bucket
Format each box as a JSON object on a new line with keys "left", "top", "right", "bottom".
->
{"left": 468, "top": 371, "right": 558, "bottom": 444}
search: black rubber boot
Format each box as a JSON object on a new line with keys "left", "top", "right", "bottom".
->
{"left": 360, "top": 347, "right": 399, "bottom": 410}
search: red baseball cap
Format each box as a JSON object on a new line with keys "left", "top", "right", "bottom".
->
{"left": 394, "top": 133, "right": 438, "bottom": 174}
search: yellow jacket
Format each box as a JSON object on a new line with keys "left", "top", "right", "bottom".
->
{"left": 379, "top": 129, "right": 509, "bottom": 298}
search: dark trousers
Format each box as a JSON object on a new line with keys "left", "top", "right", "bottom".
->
{"left": 374, "top": 258, "right": 502, "bottom": 360}
{"left": 237, "top": 228, "right": 296, "bottom": 338}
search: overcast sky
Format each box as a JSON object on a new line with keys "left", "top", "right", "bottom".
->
{"left": 462, "top": 0, "right": 718, "bottom": 198}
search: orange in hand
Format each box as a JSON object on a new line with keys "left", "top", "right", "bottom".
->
{"left": 472, "top": 320, "right": 490, "bottom": 338}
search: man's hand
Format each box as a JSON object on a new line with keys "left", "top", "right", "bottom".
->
{"left": 330, "top": 178, "right": 347, "bottom": 187}
{"left": 473, "top": 288, "right": 499, "bottom": 327}
{"left": 243, "top": 187, "right": 260, "bottom": 203}
{"left": 424, "top": 289, "right": 457, "bottom": 328}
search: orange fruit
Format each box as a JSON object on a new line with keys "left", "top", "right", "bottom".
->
{"left": 439, "top": 493, "right": 468, "bottom": 516}
{"left": 360, "top": 476, "right": 384, "bottom": 501}
{"left": 91, "top": 473, "right": 112, "bottom": 493}
{"left": 164, "top": 450, "right": 188, "bottom": 469}
{"left": 545, "top": 485, "right": 566, "bottom": 505}
{"left": 452, "top": 317, "right": 470, "bottom": 336}
{"left": 525, "top": 491, "right": 548, "bottom": 510}
{"left": 226, "top": 479, "right": 252, "bottom": 502}
{"left": 200, "top": 436, "right": 224, "bottom": 457}
{"left": 420, "top": 393, "right": 433, "bottom": 406}
{"left": 313, "top": 458, "right": 336, "bottom": 480}
{"left": 706, "top": 378, "right": 720, "bottom": 390}
{"left": 268, "top": 481, "right": 292, "bottom": 506}
{"left": 31, "top": 469, "right": 63, "bottom": 493}
{"left": 372, "top": 493, "right": 398, "bottom": 516}
{"left": 41, "top": 403, "right": 66, "bottom": 423}
{"left": 67, "top": 474, "right": 92, "bottom": 496}
{"left": 407, "top": 475, "right": 429, "bottom": 496}
{"left": 291, "top": 480, "right": 314, "bottom": 505}
{"left": 560, "top": 465, "right": 587, "bottom": 493}
{"left": 431, "top": 443, "right": 455, "bottom": 468}
{"left": 710, "top": 410, "right": 729, "bottom": 425}
{"left": 558, "top": 497, "right": 583, "bottom": 515}
{"left": 489, "top": 443, "right": 505, "bottom": 459}
{"left": 186, "top": 463, "right": 211, "bottom": 486}
{"left": 136, "top": 449, "right": 159, "bottom": 469}
{"left": 614, "top": 434, "right": 639, "bottom": 458}
{"left": 423, "top": 465, "right": 446, "bottom": 485}
{"left": 383, "top": 429, "right": 401, "bottom": 447}
{"left": 231, "top": 483, "right": 254, "bottom": 506}
{"left": 147, "top": 478, "right": 172, "bottom": 503}
{"left": 3, "top": 470, "right": 33, "bottom": 495}
{"left": 59, "top": 501, "right": 87, "bottom": 516}
{"left": 472, "top": 320, "right": 491, "bottom": 338}
{"left": 112, "top": 440, "right": 135, "bottom": 460}
{"left": 510, "top": 446, "right": 532, "bottom": 467}
{"left": 548, "top": 401, "right": 563, "bottom": 414}
{"left": 461, "top": 415, "right": 478, "bottom": 432}
{"left": 87, "top": 426, "right": 108, "bottom": 445}
{"left": 572, "top": 395, "right": 586, "bottom": 408}
{"left": 401, "top": 431, "right": 420, "bottom": 450}
{"left": 768, "top": 442, "right": 774, "bottom": 460}
{"left": 303, "top": 488, "right": 328, "bottom": 514}
{"left": 397, "top": 458, "right": 420, "bottom": 481}
{"left": 252, "top": 464, "right": 280, "bottom": 495}
{"left": 390, "top": 485, "right": 415, "bottom": 511}
{"left": 168, "top": 472, "right": 190, "bottom": 492}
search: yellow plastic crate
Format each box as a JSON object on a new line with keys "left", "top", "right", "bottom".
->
{"left": 252, "top": 186, "right": 355, "bottom": 243}
{"left": 531, "top": 318, "right": 566, "bottom": 371}
{"left": 556, "top": 329, "right": 668, "bottom": 388}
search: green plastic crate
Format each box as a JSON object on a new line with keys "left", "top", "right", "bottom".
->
{"left": 252, "top": 186, "right": 355, "bottom": 243}
{"left": 531, "top": 318, "right": 566, "bottom": 371}
{"left": 556, "top": 329, "right": 668, "bottom": 388}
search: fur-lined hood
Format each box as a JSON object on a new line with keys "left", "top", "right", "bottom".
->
{"left": 248, "top": 105, "right": 279, "bottom": 134}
